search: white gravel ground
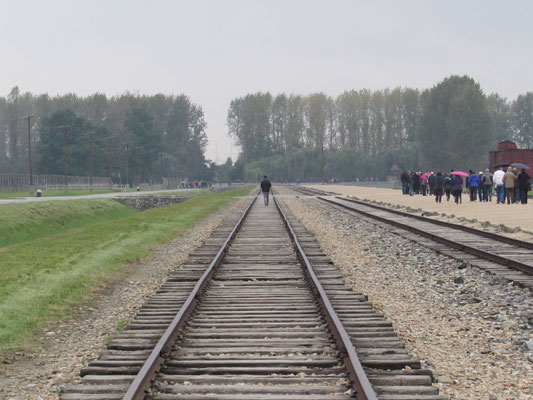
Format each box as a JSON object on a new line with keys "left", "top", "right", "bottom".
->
{"left": 0, "top": 195, "right": 248, "bottom": 400}
{"left": 282, "top": 193, "right": 533, "bottom": 400}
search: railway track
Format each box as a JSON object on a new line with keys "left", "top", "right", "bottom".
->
{"left": 60, "top": 189, "right": 444, "bottom": 400}
{"left": 292, "top": 186, "right": 533, "bottom": 288}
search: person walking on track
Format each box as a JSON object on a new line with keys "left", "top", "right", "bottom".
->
{"left": 260, "top": 175, "right": 272, "bottom": 206}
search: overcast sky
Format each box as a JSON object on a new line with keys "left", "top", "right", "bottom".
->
{"left": 1, "top": 0, "right": 532, "bottom": 163}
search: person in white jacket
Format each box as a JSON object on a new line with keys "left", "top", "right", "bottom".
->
{"left": 493, "top": 167, "right": 505, "bottom": 204}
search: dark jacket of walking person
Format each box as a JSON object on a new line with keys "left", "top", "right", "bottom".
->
{"left": 481, "top": 169, "right": 493, "bottom": 202}
{"left": 503, "top": 167, "right": 515, "bottom": 204}
{"left": 420, "top": 174, "right": 428, "bottom": 196}
{"left": 413, "top": 172, "right": 420, "bottom": 194}
{"left": 513, "top": 168, "right": 520, "bottom": 203}
{"left": 428, "top": 173, "right": 437, "bottom": 196}
{"left": 434, "top": 172, "right": 444, "bottom": 203}
{"left": 477, "top": 172, "right": 484, "bottom": 201}
{"left": 517, "top": 169, "right": 531, "bottom": 204}
{"left": 260, "top": 176, "right": 272, "bottom": 206}
{"left": 452, "top": 175, "right": 463, "bottom": 204}
{"left": 400, "top": 170, "right": 410, "bottom": 195}
{"left": 444, "top": 175, "right": 452, "bottom": 201}
{"left": 467, "top": 173, "right": 480, "bottom": 201}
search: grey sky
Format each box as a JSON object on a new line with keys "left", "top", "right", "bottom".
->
{"left": 1, "top": 0, "right": 532, "bottom": 163}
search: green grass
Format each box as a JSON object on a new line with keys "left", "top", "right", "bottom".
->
{"left": 0, "top": 186, "right": 253, "bottom": 351}
{"left": 0, "top": 200, "right": 139, "bottom": 247}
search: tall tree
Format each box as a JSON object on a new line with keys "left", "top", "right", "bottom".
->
{"left": 0, "top": 97, "right": 7, "bottom": 170}
{"left": 419, "top": 75, "right": 494, "bottom": 171}
{"left": 304, "top": 93, "right": 331, "bottom": 180}
{"left": 401, "top": 88, "right": 420, "bottom": 143}
{"left": 7, "top": 86, "right": 20, "bottom": 168}
{"left": 369, "top": 91, "right": 385, "bottom": 157}
{"left": 512, "top": 92, "right": 533, "bottom": 148}
{"left": 124, "top": 108, "right": 162, "bottom": 184}
{"left": 37, "top": 109, "right": 107, "bottom": 177}
{"left": 284, "top": 95, "right": 304, "bottom": 153}
{"left": 486, "top": 93, "right": 513, "bottom": 143}
{"left": 304, "top": 93, "right": 330, "bottom": 150}
{"left": 358, "top": 90, "right": 371, "bottom": 153}
{"left": 325, "top": 98, "right": 337, "bottom": 150}
{"left": 384, "top": 88, "right": 403, "bottom": 148}
{"left": 271, "top": 94, "right": 289, "bottom": 154}
{"left": 227, "top": 92, "right": 272, "bottom": 163}
{"left": 336, "top": 91, "right": 359, "bottom": 150}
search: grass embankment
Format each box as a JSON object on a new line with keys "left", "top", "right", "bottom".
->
{"left": 0, "top": 200, "right": 138, "bottom": 247}
{"left": 0, "top": 186, "right": 253, "bottom": 351}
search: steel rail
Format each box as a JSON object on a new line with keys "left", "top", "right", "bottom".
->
{"left": 122, "top": 189, "right": 259, "bottom": 400}
{"left": 293, "top": 185, "right": 533, "bottom": 251}
{"left": 337, "top": 195, "right": 533, "bottom": 251}
{"left": 318, "top": 195, "right": 533, "bottom": 276}
{"left": 273, "top": 191, "right": 378, "bottom": 400}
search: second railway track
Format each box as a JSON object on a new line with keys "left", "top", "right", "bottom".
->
{"left": 293, "top": 186, "right": 533, "bottom": 288}
{"left": 61, "top": 189, "right": 444, "bottom": 400}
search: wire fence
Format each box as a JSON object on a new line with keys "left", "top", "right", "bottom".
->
{"left": 0, "top": 174, "right": 111, "bottom": 192}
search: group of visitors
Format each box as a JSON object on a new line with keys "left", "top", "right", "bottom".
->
{"left": 400, "top": 166, "right": 531, "bottom": 205}
{"left": 180, "top": 181, "right": 212, "bottom": 189}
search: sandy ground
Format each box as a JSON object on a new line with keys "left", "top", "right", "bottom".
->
{"left": 307, "top": 184, "right": 533, "bottom": 233}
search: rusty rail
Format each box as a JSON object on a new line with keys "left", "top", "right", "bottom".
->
{"left": 337, "top": 195, "right": 533, "bottom": 251}
{"left": 319, "top": 195, "right": 533, "bottom": 276}
{"left": 273, "top": 192, "right": 378, "bottom": 400}
{"left": 122, "top": 190, "right": 259, "bottom": 400}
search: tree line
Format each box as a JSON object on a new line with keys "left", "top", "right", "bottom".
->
{"left": 0, "top": 88, "right": 210, "bottom": 185}
{"left": 227, "top": 75, "right": 533, "bottom": 181}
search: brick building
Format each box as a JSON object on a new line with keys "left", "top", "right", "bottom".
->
{"left": 489, "top": 141, "right": 533, "bottom": 171}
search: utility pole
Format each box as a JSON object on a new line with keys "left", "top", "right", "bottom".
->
{"left": 158, "top": 152, "right": 165, "bottom": 186}
{"left": 83, "top": 130, "right": 95, "bottom": 191}
{"left": 321, "top": 142, "right": 325, "bottom": 184}
{"left": 137, "top": 148, "right": 142, "bottom": 187}
{"left": 54, "top": 125, "right": 71, "bottom": 192}
{"left": 23, "top": 115, "right": 34, "bottom": 195}
{"left": 89, "top": 131, "right": 93, "bottom": 191}
{"left": 63, "top": 127, "right": 69, "bottom": 192}
{"left": 104, "top": 136, "right": 113, "bottom": 189}
{"left": 123, "top": 142, "right": 131, "bottom": 190}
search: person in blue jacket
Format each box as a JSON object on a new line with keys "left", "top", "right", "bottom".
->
{"left": 467, "top": 171, "right": 480, "bottom": 202}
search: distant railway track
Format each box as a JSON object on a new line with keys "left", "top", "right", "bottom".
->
{"left": 293, "top": 186, "right": 533, "bottom": 288}
{"left": 61, "top": 188, "right": 444, "bottom": 400}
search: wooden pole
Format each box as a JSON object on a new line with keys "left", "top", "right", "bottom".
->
{"left": 24, "top": 115, "right": 34, "bottom": 195}
{"left": 89, "top": 131, "right": 93, "bottom": 191}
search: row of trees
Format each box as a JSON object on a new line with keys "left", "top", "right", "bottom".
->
{"left": 227, "top": 76, "right": 533, "bottom": 180}
{"left": 0, "top": 88, "right": 210, "bottom": 185}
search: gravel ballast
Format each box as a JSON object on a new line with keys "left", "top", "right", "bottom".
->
{"left": 0, "top": 195, "right": 249, "bottom": 400}
{"left": 281, "top": 193, "right": 533, "bottom": 400}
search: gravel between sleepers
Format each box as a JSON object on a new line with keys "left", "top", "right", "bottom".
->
{"left": 281, "top": 193, "right": 533, "bottom": 400}
{"left": 0, "top": 195, "right": 249, "bottom": 400}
